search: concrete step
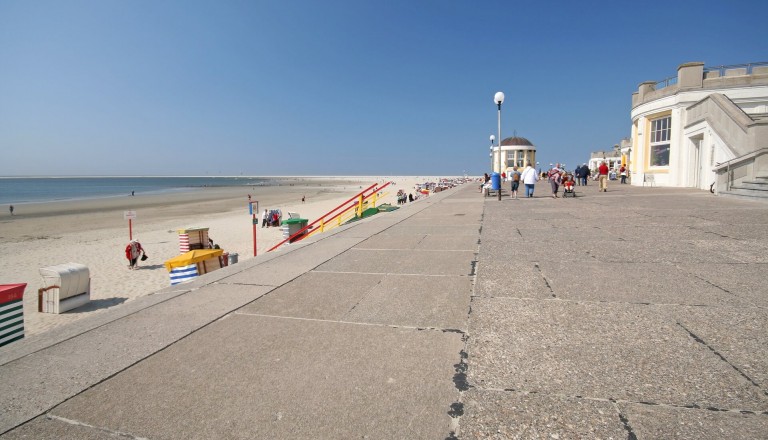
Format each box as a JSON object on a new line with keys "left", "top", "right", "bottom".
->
{"left": 720, "top": 187, "right": 768, "bottom": 201}
{"left": 737, "top": 181, "right": 768, "bottom": 190}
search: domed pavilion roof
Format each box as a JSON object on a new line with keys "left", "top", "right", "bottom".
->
{"left": 500, "top": 136, "right": 534, "bottom": 147}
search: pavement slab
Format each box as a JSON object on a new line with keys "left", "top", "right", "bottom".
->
{"left": 239, "top": 271, "right": 383, "bottom": 321}
{"left": 677, "top": 263, "right": 768, "bottom": 307}
{"left": 537, "top": 261, "right": 756, "bottom": 306}
{"left": 689, "top": 239, "right": 768, "bottom": 263}
{"left": 376, "top": 224, "right": 481, "bottom": 237}
{"left": 41, "top": 314, "right": 464, "bottom": 440}
{"left": 474, "top": 261, "right": 552, "bottom": 299}
{"left": 457, "top": 389, "right": 628, "bottom": 439}
{"left": 588, "top": 239, "right": 745, "bottom": 264}
{"left": 314, "top": 248, "right": 476, "bottom": 276}
{"left": 663, "top": 304, "right": 768, "bottom": 389}
{"left": 466, "top": 297, "right": 768, "bottom": 412}
{"left": 355, "top": 233, "right": 479, "bottom": 251}
{"left": 618, "top": 402, "right": 768, "bottom": 440}
{"left": 342, "top": 273, "right": 472, "bottom": 330}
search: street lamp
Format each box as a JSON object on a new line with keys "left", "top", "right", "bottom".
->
{"left": 494, "top": 91, "right": 504, "bottom": 201}
{"left": 489, "top": 135, "right": 495, "bottom": 171}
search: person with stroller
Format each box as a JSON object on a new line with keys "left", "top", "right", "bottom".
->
{"left": 548, "top": 163, "right": 563, "bottom": 198}
{"left": 562, "top": 174, "right": 575, "bottom": 196}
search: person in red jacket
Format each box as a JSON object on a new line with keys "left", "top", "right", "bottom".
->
{"left": 619, "top": 165, "right": 628, "bottom": 184}
{"left": 598, "top": 161, "right": 610, "bottom": 192}
{"left": 125, "top": 239, "right": 144, "bottom": 270}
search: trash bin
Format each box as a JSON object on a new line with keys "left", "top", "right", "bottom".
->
{"left": 491, "top": 172, "right": 501, "bottom": 190}
{"left": 281, "top": 218, "right": 309, "bottom": 243}
{"left": 228, "top": 252, "right": 238, "bottom": 265}
{"left": 0, "top": 283, "right": 26, "bottom": 347}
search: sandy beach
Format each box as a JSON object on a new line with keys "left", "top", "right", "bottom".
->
{"left": 0, "top": 176, "right": 446, "bottom": 337}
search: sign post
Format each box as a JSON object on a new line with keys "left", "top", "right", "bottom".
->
{"left": 124, "top": 211, "right": 137, "bottom": 240}
{"left": 250, "top": 201, "right": 258, "bottom": 257}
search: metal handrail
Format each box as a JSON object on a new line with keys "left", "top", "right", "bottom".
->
{"left": 704, "top": 61, "right": 768, "bottom": 75}
{"left": 267, "top": 181, "right": 392, "bottom": 252}
{"left": 713, "top": 147, "right": 768, "bottom": 192}
{"left": 712, "top": 147, "right": 768, "bottom": 172}
{"left": 655, "top": 76, "right": 678, "bottom": 90}
{"left": 652, "top": 62, "right": 768, "bottom": 90}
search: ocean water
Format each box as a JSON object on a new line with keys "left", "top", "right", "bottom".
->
{"left": 0, "top": 177, "right": 274, "bottom": 205}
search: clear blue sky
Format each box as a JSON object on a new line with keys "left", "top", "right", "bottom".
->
{"left": 1, "top": 0, "right": 766, "bottom": 176}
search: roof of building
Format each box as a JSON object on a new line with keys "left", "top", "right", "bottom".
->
{"left": 500, "top": 136, "right": 534, "bottom": 147}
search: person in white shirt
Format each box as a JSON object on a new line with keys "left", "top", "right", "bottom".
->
{"left": 520, "top": 163, "right": 539, "bottom": 198}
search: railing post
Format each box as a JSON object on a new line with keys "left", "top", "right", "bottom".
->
{"left": 357, "top": 195, "right": 363, "bottom": 217}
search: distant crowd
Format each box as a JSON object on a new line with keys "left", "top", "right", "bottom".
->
{"left": 481, "top": 161, "right": 628, "bottom": 198}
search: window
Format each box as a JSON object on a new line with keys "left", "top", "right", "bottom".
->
{"left": 649, "top": 116, "right": 670, "bottom": 167}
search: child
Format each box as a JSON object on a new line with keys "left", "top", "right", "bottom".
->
{"left": 562, "top": 175, "right": 574, "bottom": 193}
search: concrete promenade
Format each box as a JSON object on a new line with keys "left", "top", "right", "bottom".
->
{"left": 1, "top": 181, "right": 767, "bottom": 439}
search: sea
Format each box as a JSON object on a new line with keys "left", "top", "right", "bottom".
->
{"left": 0, "top": 176, "right": 276, "bottom": 205}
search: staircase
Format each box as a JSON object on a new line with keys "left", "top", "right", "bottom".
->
{"left": 721, "top": 176, "right": 768, "bottom": 201}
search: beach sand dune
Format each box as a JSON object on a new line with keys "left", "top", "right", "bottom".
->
{"left": 0, "top": 177, "right": 438, "bottom": 336}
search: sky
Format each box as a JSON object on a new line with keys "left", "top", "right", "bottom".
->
{"left": 1, "top": 0, "right": 767, "bottom": 177}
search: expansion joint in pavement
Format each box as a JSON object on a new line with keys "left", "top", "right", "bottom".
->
{"left": 676, "top": 322, "right": 767, "bottom": 396}
{"left": 533, "top": 262, "right": 556, "bottom": 298}
{"left": 231, "top": 311, "right": 467, "bottom": 335}
{"left": 45, "top": 415, "right": 145, "bottom": 440}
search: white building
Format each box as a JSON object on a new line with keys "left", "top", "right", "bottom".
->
{"left": 629, "top": 62, "right": 768, "bottom": 193}
{"left": 491, "top": 136, "right": 537, "bottom": 173}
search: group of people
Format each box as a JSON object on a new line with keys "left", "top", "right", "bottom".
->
{"left": 573, "top": 164, "right": 591, "bottom": 186}
{"left": 544, "top": 163, "right": 577, "bottom": 198}
{"left": 396, "top": 190, "right": 414, "bottom": 205}
{"left": 485, "top": 159, "right": 629, "bottom": 198}
{"left": 261, "top": 209, "right": 282, "bottom": 228}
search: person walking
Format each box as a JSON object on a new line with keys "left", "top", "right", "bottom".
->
{"left": 9, "top": 205, "right": 13, "bottom": 216}
{"left": 261, "top": 209, "right": 268, "bottom": 228}
{"left": 509, "top": 166, "right": 522, "bottom": 199}
{"left": 548, "top": 163, "right": 562, "bottom": 198}
{"left": 619, "top": 165, "right": 628, "bottom": 184}
{"left": 520, "top": 162, "right": 539, "bottom": 198}
{"left": 598, "top": 161, "right": 610, "bottom": 192}
{"left": 581, "top": 164, "right": 590, "bottom": 186}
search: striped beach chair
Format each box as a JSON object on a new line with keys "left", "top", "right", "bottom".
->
{"left": 169, "top": 264, "right": 199, "bottom": 285}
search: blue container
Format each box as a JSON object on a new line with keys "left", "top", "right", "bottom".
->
{"left": 491, "top": 173, "right": 501, "bottom": 190}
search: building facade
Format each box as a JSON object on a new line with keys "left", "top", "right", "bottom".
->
{"left": 629, "top": 62, "right": 768, "bottom": 190}
{"left": 491, "top": 136, "right": 537, "bottom": 173}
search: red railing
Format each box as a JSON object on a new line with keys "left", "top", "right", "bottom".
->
{"left": 267, "top": 181, "right": 392, "bottom": 252}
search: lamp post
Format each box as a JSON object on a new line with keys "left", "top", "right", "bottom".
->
{"left": 489, "top": 135, "right": 495, "bottom": 171}
{"left": 494, "top": 91, "right": 504, "bottom": 201}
